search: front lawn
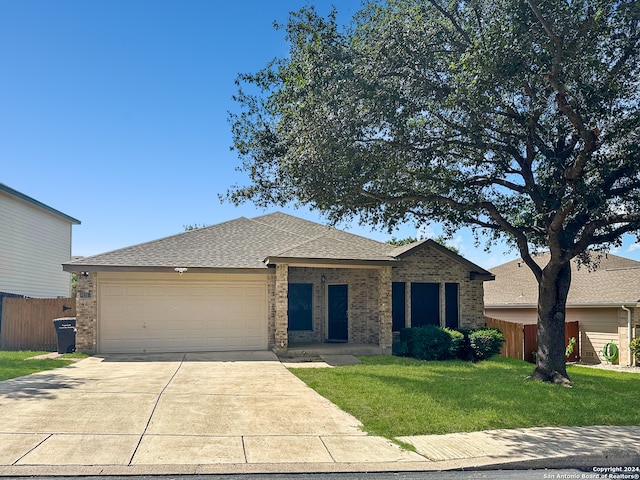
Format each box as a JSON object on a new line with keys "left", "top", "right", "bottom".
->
{"left": 290, "top": 356, "right": 639, "bottom": 437}
{"left": 0, "top": 351, "right": 75, "bottom": 381}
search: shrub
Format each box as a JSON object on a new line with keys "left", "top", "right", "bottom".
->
{"left": 469, "top": 328, "right": 505, "bottom": 361}
{"left": 397, "top": 326, "right": 505, "bottom": 363}
{"left": 399, "top": 325, "right": 453, "bottom": 360}
{"left": 452, "top": 327, "right": 475, "bottom": 361}
{"left": 630, "top": 338, "right": 640, "bottom": 364}
{"left": 444, "top": 328, "right": 465, "bottom": 358}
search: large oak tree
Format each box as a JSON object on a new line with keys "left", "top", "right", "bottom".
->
{"left": 228, "top": 0, "right": 640, "bottom": 384}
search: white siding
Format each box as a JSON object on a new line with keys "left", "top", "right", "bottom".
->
{"left": 0, "top": 191, "right": 73, "bottom": 297}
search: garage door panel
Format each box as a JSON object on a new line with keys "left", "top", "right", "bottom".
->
{"left": 125, "top": 286, "right": 145, "bottom": 296}
{"left": 99, "top": 277, "right": 267, "bottom": 354}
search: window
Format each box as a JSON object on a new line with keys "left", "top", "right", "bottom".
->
{"left": 392, "top": 282, "right": 406, "bottom": 331}
{"left": 445, "top": 283, "right": 459, "bottom": 329}
{"left": 411, "top": 283, "right": 440, "bottom": 327}
{"left": 288, "top": 283, "right": 313, "bottom": 330}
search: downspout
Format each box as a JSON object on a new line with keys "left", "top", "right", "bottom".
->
{"left": 621, "top": 305, "right": 632, "bottom": 367}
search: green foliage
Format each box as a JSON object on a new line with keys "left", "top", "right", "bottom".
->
{"left": 229, "top": 0, "right": 640, "bottom": 379}
{"left": 0, "top": 351, "right": 74, "bottom": 381}
{"left": 399, "top": 326, "right": 503, "bottom": 362}
{"left": 399, "top": 326, "right": 453, "bottom": 360}
{"left": 630, "top": 338, "right": 640, "bottom": 364}
{"left": 469, "top": 328, "right": 505, "bottom": 361}
{"left": 444, "top": 327, "right": 466, "bottom": 358}
{"left": 387, "top": 236, "right": 417, "bottom": 246}
{"left": 388, "top": 235, "right": 460, "bottom": 254}
{"left": 290, "top": 357, "right": 640, "bottom": 437}
{"left": 229, "top": 1, "right": 640, "bottom": 255}
{"left": 183, "top": 223, "right": 210, "bottom": 231}
{"left": 566, "top": 337, "right": 577, "bottom": 358}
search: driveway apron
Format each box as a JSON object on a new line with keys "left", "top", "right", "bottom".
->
{"left": 0, "top": 352, "right": 422, "bottom": 469}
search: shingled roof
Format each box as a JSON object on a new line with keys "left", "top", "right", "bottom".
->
{"left": 484, "top": 252, "right": 640, "bottom": 306}
{"left": 63, "top": 212, "right": 399, "bottom": 271}
{"left": 65, "top": 212, "right": 496, "bottom": 276}
{"left": 64, "top": 212, "right": 499, "bottom": 276}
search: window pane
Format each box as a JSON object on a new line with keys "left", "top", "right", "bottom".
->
{"left": 445, "top": 283, "right": 459, "bottom": 329}
{"left": 288, "top": 283, "right": 313, "bottom": 331}
{"left": 411, "top": 283, "right": 440, "bottom": 327}
{"left": 392, "top": 282, "right": 406, "bottom": 331}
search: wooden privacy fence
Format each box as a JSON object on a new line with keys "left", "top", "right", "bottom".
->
{"left": 485, "top": 317, "right": 524, "bottom": 360}
{"left": 485, "top": 316, "right": 580, "bottom": 363}
{"left": 1, "top": 297, "right": 76, "bottom": 351}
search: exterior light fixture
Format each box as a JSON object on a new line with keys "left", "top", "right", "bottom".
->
{"left": 174, "top": 267, "right": 188, "bottom": 275}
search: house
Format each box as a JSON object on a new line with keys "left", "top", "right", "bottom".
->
{"left": 484, "top": 253, "right": 640, "bottom": 365}
{"left": 0, "top": 183, "right": 80, "bottom": 299}
{"left": 63, "top": 212, "right": 494, "bottom": 355}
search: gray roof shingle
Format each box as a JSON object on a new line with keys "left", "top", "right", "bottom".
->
{"left": 64, "top": 212, "right": 494, "bottom": 276}
{"left": 65, "top": 213, "right": 398, "bottom": 270}
{"left": 484, "top": 252, "right": 640, "bottom": 306}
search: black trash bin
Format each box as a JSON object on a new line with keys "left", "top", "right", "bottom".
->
{"left": 52, "top": 317, "right": 76, "bottom": 354}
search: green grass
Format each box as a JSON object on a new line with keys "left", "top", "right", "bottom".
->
{"left": 0, "top": 350, "right": 76, "bottom": 381}
{"left": 290, "top": 356, "right": 640, "bottom": 438}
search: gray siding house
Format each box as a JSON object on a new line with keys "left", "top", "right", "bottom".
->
{"left": 0, "top": 183, "right": 80, "bottom": 298}
{"left": 64, "top": 212, "right": 493, "bottom": 355}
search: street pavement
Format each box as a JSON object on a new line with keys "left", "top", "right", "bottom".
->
{"left": 0, "top": 352, "right": 637, "bottom": 476}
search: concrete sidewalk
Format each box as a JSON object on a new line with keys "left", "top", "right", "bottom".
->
{"left": 0, "top": 425, "right": 637, "bottom": 476}
{"left": 0, "top": 354, "right": 638, "bottom": 476}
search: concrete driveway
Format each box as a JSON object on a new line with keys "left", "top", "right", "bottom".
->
{"left": 0, "top": 351, "right": 423, "bottom": 475}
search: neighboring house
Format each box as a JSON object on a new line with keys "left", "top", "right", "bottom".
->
{"left": 485, "top": 253, "right": 640, "bottom": 365}
{"left": 0, "top": 183, "right": 80, "bottom": 299}
{"left": 63, "top": 212, "right": 494, "bottom": 355}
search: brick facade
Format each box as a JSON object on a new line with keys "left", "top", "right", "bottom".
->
{"left": 75, "top": 272, "right": 97, "bottom": 354}
{"left": 391, "top": 245, "right": 485, "bottom": 329}
{"left": 274, "top": 264, "right": 289, "bottom": 353}
{"left": 74, "top": 244, "right": 487, "bottom": 355}
{"left": 286, "top": 266, "right": 386, "bottom": 346}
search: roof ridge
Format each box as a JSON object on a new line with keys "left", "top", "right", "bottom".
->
{"left": 251, "top": 211, "right": 392, "bottom": 249}
{"left": 247, "top": 214, "right": 314, "bottom": 240}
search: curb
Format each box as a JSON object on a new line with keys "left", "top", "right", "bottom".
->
{"left": 1, "top": 449, "right": 638, "bottom": 477}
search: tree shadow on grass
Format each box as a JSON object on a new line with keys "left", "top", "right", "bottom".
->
{"left": 322, "top": 358, "right": 640, "bottom": 436}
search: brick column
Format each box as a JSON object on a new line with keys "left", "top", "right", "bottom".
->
{"left": 76, "top": 272, "right": 97, "bottom": 354}
{"left": 378, "top": 266, "right": 393, "bottom": 353}
{"left": 275, "top": 263, "right": 289, "bottom": 354}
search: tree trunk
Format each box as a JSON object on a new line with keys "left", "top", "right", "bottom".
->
{"left": 530, "top": 259, "right": 572, "bottom": 386}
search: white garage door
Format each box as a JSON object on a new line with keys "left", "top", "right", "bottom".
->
{"left": 98, "top": 274, "right": 268, "bottom": 353}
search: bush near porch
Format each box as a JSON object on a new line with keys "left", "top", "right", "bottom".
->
{"left": 398, "top": 326, "right": 504, "bottom": 361}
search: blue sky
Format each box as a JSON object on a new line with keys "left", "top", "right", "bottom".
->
{"left": 2, "top": 0, "right": 639, "bottom": 270}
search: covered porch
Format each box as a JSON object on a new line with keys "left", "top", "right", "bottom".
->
{"left": 269, "top": 260, "right": 394, "bottom": 355}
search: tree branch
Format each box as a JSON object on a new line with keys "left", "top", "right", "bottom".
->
{"left": 527, "top": 0, "right": 598, "bottom": 182}
{"left": 426, "top": 0, "right": 472, "bottom": 45}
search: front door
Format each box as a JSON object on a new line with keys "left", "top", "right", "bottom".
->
{"left": 327, "top": 284, "right": 348, "bottom": 342}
